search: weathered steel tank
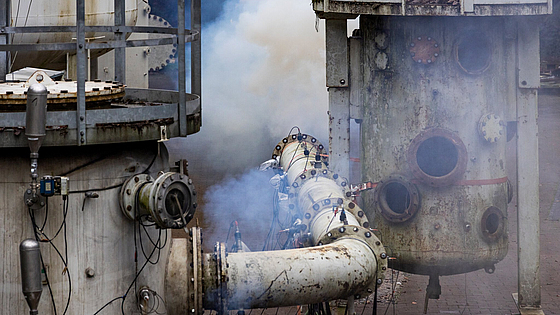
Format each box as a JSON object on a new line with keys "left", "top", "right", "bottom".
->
{"left": 9, "top": 0, "right": 139, "bottom": 70}
{"left": 361, "top": 17, "right": 512, "bottom": 276}
{"left": 0, "top": 0, "right": 202, "bottom": 313}
{"left": 314, "top": 0, "right": 546, "bottom": 312}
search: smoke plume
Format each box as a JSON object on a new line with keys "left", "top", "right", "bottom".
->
{"left": 171, "top": 0, "right": 329, "bottom": 175}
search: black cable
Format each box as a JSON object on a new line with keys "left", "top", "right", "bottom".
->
{"left": 69, "top": 182, "right": 125, "bottom": 194}
{"left": 60, "top": 155, "right": 108, "bottom": 176}
{"left": 119, "top": 228, "right": 163, "bottom": 314}
{"left": 383, "top": 270, "right": 399, "bottom": 315}
{"left": 93, "top": 296, "right": 124, "bottom": 315}
{"left": 39, "top": 197, "right": 49, "bottom": 231}
{"left": 31, "top": 198, "right": 72, "bottom": 315}
{"left": 142, "top": 153, "right": 158, "bottom": 174}
{"left": 62, "top": 196, "right": 71, "bottom": 315}
{"left": 28, "top": 206, "right": 58, "bottom": 315}
{"left": 324, "top": 302, "right": 332, "bottom": 315}
{"left": 70, "top": 151, "right": 157, "bottom": 195}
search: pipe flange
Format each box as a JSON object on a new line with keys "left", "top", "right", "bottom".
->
{"left": 215, "top": 242, "right": 228, "bottom": 315}
{"left": 120, "top": 173, "right": 153, "bottom": 220}
{"left": 286, "top": 168, "right": 351, "bottom": 219}
{"left": 345, "top": 201, "right": 371, "bottom": 229}
{"left": 374, "top": 175, "right": 420, "bottom": 223}
{"left": 146, "top": 172, "right": 197, "bottom": 228}
{"left": 290, "top": 168, "right": 350, "bottom": 192}
{"left": 299, "top": 198, "right": 371, "bottom": 233}
{"left": 318, "top": 225, "right": 387, "bottom": 296}
{"left": 188, "top": 227, "right": 203, "bottom": 314}
{"left": 407, "top": 128, "right": 468, "bottom": 187}
{"left": 478, "top": 113, "right": 504, "bottom": 143}
{"left": 272, "top": 133, "right": 328, "bottom": 165}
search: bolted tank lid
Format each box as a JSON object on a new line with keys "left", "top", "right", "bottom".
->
{"left": 0, "top": 70, "right": 124, "bottom": 108}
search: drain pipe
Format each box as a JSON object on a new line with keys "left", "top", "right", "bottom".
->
{"left": 166, "top": 133, "right": 387, "bottom": 314}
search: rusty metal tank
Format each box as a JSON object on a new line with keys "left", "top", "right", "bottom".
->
{"left": 360, "top": 16, "right": 514, "bottom": 276}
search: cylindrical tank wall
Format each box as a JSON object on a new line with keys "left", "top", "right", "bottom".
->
{"left": 0, "top": 142, "right": 170, "bottom": 313}
{"left": 360, "top": 16, "right": 512, "bottom": 275}
{"left": 9, "top": 0, "right": 138, "bottom": 70}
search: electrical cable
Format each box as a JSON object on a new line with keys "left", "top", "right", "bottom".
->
{"left": 60, "top": 155, "right": 109, "bottom": 177}
{"left": 39, "top": 197, "right": 49, "bottom": 231}
{"left": 70, "top": 152, "right": 158, "bottom": 195}
{"left": 287, "top": 126, "right": 301, "bottom": 138}
{"left": 93, "top": 297, "right": 124, "bottom": 315}
{"left": 31, "top": 198, "right": 72, "bottom": 315}
{"left": 28, "top": 206, "right": 58, "bottom": 315}
{"left": 119, "top": 225, "right": 164, "bottom": 314}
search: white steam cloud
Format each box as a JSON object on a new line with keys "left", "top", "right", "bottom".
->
{"left": 166, "top": 0, "right": 337, "bottom": 247}
{"left": 170, "top": 0, "right": 328, "bottom": 175}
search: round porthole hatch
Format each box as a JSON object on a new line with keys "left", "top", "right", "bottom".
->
{"left": 407, "top": 128, "right": 468, "bottom": 187}
{"left": 375, "top": 175, "right": 420, "bottom": 223}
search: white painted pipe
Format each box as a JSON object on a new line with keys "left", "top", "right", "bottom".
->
{"left": 218, "top": 239, "right": 377, "bottom": 309}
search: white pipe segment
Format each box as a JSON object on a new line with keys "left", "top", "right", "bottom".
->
{"left": 176, "top": 135, "right": 385, "bottom": 314}
{"left": 225, "top": 239, "right": 377, "bottom": 309}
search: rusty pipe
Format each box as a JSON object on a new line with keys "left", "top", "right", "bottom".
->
{"left": 203, "top": 238, "right": 378, "bottom": 310}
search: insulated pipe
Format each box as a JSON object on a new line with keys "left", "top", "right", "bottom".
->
{"left": 166, "top": 134, "right": 387, "bottom": 315}
{"left": 215, "top": 239, "right": 377, "bottom": 309}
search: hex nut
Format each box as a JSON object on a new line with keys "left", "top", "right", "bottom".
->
{"left": 85, "top": 267, "right": 95, "bottom": 278}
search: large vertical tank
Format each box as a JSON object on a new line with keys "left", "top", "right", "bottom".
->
{"left": 360, "top": 17, "right": 513, "bottom": 276}
{"left": 313, "top": 0, "right": 546, "bottom": 311}
{"left": 0, "top": 0, "right": 202, "bottom": 312}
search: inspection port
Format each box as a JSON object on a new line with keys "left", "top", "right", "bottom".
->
{"left": 481, "top": 206, "right": 505, "bottom": 242}
{"left": 407, "top": 128, "right": 467, "bottom": 187}
{"left": 375, "top": 175, "right": 420, "bottom": 223}
{"left": 455, "top": 31, "right": 492, "bottom": 75}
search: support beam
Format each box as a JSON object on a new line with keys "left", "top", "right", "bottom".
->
{"left": 0, "top": 0, "right": 9, "bottom": 82}
{"left": 178, "top": 0, "right": 187, "bottom": 136}
{"left": 191, "top": 0, "right": 202, "bottom": 98}
{"left": 516, "top": 20, "right": 543, "bottom": 315}
{"left": 76, "top": 0, "right": 87, "bottom": 145}
{"left": 114, "top": 0, "right": 126, "bottom": 83}
{"left": 326, "top": 19, "right": 350, "bottom": 179}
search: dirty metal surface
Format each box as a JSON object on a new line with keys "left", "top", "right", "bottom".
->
{"left": 360, "top": 16, "right": 510, "bottom": 275}
{"left": 313, "top": 0, "right": 551, "bottom": 16}
{"left": 223, "top": 240, "right": 378, "bottom": 310}
{"left": 0, "top": 87, "right": 200, "bottom": 147}
{"left": 409, "top": 36, "right": 440, "bottom": 65}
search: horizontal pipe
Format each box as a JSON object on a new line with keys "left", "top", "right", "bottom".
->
{"left": 205, "top": 238, "right": 377, "bottom": 310}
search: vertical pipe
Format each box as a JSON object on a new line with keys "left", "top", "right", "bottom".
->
{"left": 76, "top": 0, "right": 87, "bottom": 145}
{"left": 178, "top": 0, "right": 187, "bottom": 136}
{"left": 191, "top": 0, "right": 202, "bottom": 99}
{"left": 516, "top": 21, "right": 542, "bottom": 312}
{"left": 114, "top": 0, "right": 126, "bottom": 83}
{"left": 0, "top": 0, "right": 9, "bottom": 82}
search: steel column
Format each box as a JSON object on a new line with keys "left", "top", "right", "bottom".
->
{"left": 178, "top": 0, "right": 187, "bottom": 136}
{"left": 191, "top": 0, "right": 202, "bottom": 98}
{"left": 0, "top": 0, "right": 9, "bottom": 82}
{"left": 326, "top": 19, "right": 350, "bottom": 179}
{"left": 114, "top": 0, "right": 126, "bottom": 83}
{"left": 516, "top": 19, "right": 543, "bottom": 314}
{"left": 76, "top": 0, "right": 87, "bottom": 145}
